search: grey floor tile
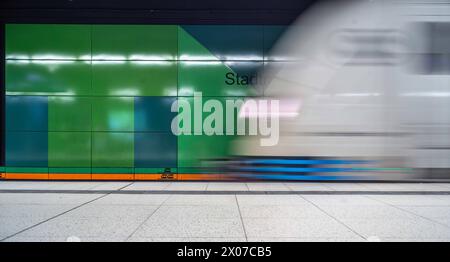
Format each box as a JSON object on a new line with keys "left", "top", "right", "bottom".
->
{"left": 206, "top": 183, "right": 248, "bottom": 191}
{"left": 237, "top": 195, "right": 310, "bottom": 206}
{"left": 239, "top": 205, "right": 326, "bottom": 219}
{"left": 91, "top": 194, "right": 169, "bottom": 206}
{"left": 284, "top": 183, "right": 332, "bottom": 191}
{"left": 164, "top": 195, "right": 236, "bottom": 206}
{"left": 16, "top": 216, "right": 146, "bottom": 238}
{"left": 317, "top": 205, "right": 418, "bottom": 220}
{"left": 0, "top": 204, "right": 75, "bottom": 218}
{"left": 122, "top": 182, "right": 171, "bottom": 191}
{"left": 319, "top": 183, "right": 372, "bottom": 191}
{"left": 340, "top": 218, "right": 450, "bottom": 239}
{"left": 164, "top": 183, "right": 208, "bottom": 191}
{"left": 154, "top": 205, "right": 240, "bottom": 219}
{"left": 66, "top": 204, "right": 158, "bottom": 219}
{"left": 88, "top": 182, "right": 131, "bottom": 191}
{"left": 0, "top": 216, "right": 50, "bottom": 240}
{"left": 368, "top": 195, "right": 450, "bottom": 206}
{"left": 302, "top": 195, "right": 384, "bottom": 206}
{"left": 3, "top": 236, "right": 68, "bottom": 242}
{"left": 0, "top": 193, "right": 102, "bottom": 205}
{"left": 243, "top": 218, "right": 361, "bottom": 239}
{"left": 246, "top": 183, "right": 290, "bottom": 191}
{"left": 135, "top": 217, "right": 245, "bottom": 238}
{"left": 247, "top": 237, "right": 364, "bottom": 242}
{"left": 397, "top": 206, "right": 450, "bottom": 219}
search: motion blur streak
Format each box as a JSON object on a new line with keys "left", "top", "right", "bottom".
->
{"left": 231, "top": 0, "right": 450, "bottom": 180}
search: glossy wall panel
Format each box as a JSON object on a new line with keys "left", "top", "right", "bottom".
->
{"left": 5, "top": 24, "right": 91, "bottom": 59}
{"left": 134, "top": 97, "right": 176, "bottom": 132}
{"left": 92, "top": 25, "right": 177, "bottom": 60}
{"left": 92, "top": 61, "right": 177, "bottom": 96}
{"left": 48, "top": 97, "right": 91, "bottom": 131}
{"left": 92, "top": 97, "right": 134, "bottom": 132}
{"left": 135, "top": 133, "right": 177, "bottom": 168}
{"left": 178, "top": 61, "right": 262, "bottom": 96}
{"left": 6, "top": 132, "right": 48, "bottom": 167}
{"left": 6, "top": 61, "right": 91, "bottom": 95}
{"left": 180, "top": 25, "right": 263, "bottom": 60}
{"left": 3, "top": 24, "right": 287, "bottom": 177}
{"left": 6, "top": 96, "right": 48, "bottom": 131}
{"left": 92, "top": 132, "right": 134, "bottom": 168}
{"left": 48, "top": 132, "right": 91, "bottom": 167}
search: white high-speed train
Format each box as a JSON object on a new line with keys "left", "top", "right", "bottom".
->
{"left": 232, "top": 0, "right": 450, "bottom": 180}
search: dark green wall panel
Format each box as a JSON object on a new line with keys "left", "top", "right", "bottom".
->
{"left": 6, "top": 24, "right": 91, "bottom": 60}
{"left": 48, "top": 132, "right": 91, "bottom": 167}
{"left": 6, "top": 61, "right": 91, "bottom": 95}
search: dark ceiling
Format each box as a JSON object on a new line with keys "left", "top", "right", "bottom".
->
{"left": 0, "top": 0, "right": 317, "bottom": 24}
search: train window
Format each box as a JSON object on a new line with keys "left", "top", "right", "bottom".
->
{"left": 412, "top": 22, "right": 450, "bottom": 75}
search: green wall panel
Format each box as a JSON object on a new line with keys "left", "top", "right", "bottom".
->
{"left": 3, "top": 24, "right": 287, "bottom": 175}
{"left": 92, "top": 61, "right": 177, "bottom": 96}
{"left": 5, "top": 24, "right": 91, "bottom": 60}
{"left": 6, "top": 61, "right": 91, "bottom": 95}
{"left": 92, "top": 25, "right": 177, "bottom": 60}
{"left": 176, "top": 97, "right": 242, "bottom": 169}
{"left": 92, "top": 97, "right": 134, "bottom": 132}
{"left": 48, "top": 132, "right": 91, "bottom": 167}
{"left": 177, "top": 134, "right": 233, "bottom": 169}
{"left": 48, "top": 97, "right": 92, "bottom": 131}
{"left": 92, "top": 132, "right": 134, "bottom": 167}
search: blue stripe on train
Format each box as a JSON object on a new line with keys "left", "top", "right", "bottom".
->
{"left": 243, "top": 159, "right": 373, "bottom": 165}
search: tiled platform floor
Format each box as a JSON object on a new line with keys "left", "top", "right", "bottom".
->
{"left": 0, "top": 182, "right": 450, "bottom": 242}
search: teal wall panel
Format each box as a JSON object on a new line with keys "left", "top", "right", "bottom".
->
{"left": 180, "top": 25, "right": 263, "bottom": 61}
{"left": 6, "top": 132, "right": 48, "bottom": 167}
{"left": 6, "top": 96, "right": 48, "bottom": 132}
{"left": 134, "top": 97, "right": 176, "bottom": 132}
{"left": 135, "top": 133, "right": 177, "bottom": 168}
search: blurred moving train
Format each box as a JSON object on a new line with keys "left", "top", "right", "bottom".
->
{"left": 229, "top": 0, "right": 450, "bottom": 180}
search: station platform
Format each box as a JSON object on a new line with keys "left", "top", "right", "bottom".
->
{"left": 1, "top": 181, "right": 450, "bottom": 242}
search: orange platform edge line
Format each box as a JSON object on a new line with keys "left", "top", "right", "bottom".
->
{"left": 0, "top": 173, "right": 226, "bottom": 181}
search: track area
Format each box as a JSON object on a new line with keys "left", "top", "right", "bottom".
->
{"left": 1, "top": 182, "right": 450, "bottom": 242}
